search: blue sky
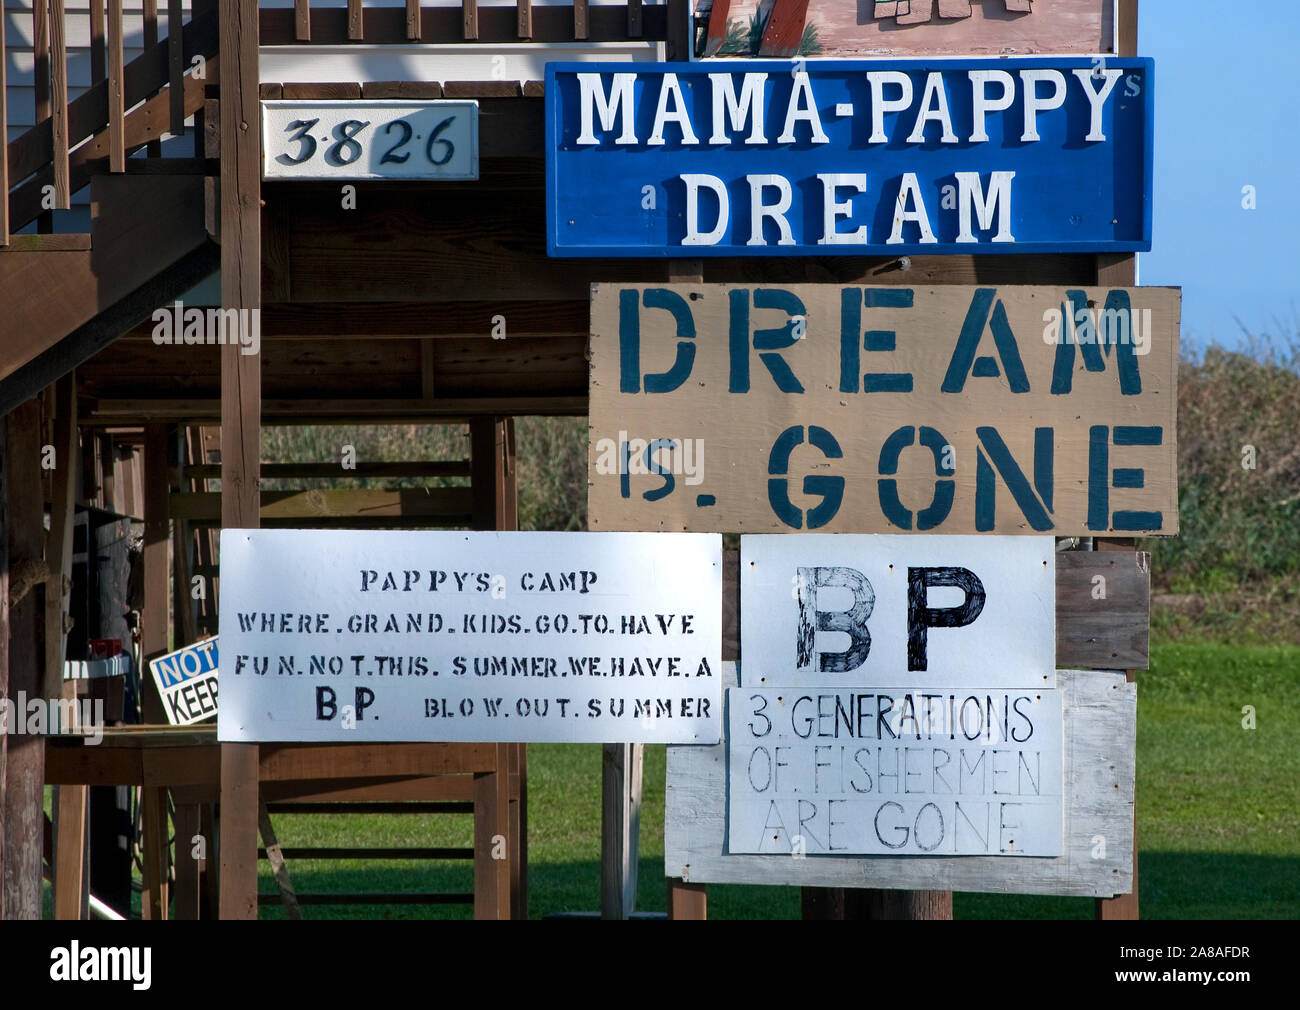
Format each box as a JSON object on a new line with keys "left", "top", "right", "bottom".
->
{"left": 1140, "top": 1, "right": 1300, "bottom": 352}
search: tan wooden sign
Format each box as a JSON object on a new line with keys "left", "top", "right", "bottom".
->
{"left": 588, "top": 284, "right": 1179, "bottom": 535}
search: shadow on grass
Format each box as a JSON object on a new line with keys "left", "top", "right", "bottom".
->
{"left": 254, "top": 851, "right": 1299, "bottom": 920}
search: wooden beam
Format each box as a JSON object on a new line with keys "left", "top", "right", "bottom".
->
{"left": 258, "top": 799, "right": 302, "bottom": 920}
{"left": 219, "top": 0, "right": 262, "bottom": 924}
{"left": 295, "top": 0, "right": 311, "bottom": 41}
{"left": 601, "top": 742, "right": 642, "bottom": 919}
{"left": 0, "top": 405, "right": 9, "bottom": 916}
{"left": 572, "top": 0, "right": 588, "bottom": 40}
{"left": 141, "top": 425, "right": 170, "bottom": 725}
{"left": 348, "top": 0, "right": 363, "bottom": 39}
{"left": 141, "top": 785, "right": 169, "bottom": 918}
{"left": 79, "top": 396, "right": 586, "bottom": 425}
{"left": 665, "top": 0, "right": 692, "bottom": 60}
{"left": 108, "top": 0, "right": 125, "bottom": 172}
{"left": 50, "top": 0, "right": 71, "bottom": 205}
{"left": 169, "top": 0, "right": 186, "bottom": 137}
{"left": 53, "top": 784, "right": 88, "bottom": 919}
{"left": 463, "top": 0, "right": 478, "bottom": 39}
{"left": 43, "top": 373, "right": 77, "bottom": 700}
{"left": 186, "top": 460, "right": 471, "bottom": 480}
{"left": 0, "top": 0, "right": 7, "bottom": 245}
{"left": 169, "top": 487, "right": 475, "bottom": 520}
{"left": 407, "top": 0, "right": 420, "bottom": 40}
{"left": 667, "top": 878, "right": 706, "bottom": 919}
{"left": 472, "top": 746, "right": 511, "bottom": 919}
{"left": 90, "top": 0, "right": 107, "bottom": 83}
{"left": 4, "top": 399, "right": 46, "bottom": 918}
{"left": 144, "top": 0, "right": 161, "bottom": 156}
{"left": 516, "top": 0, "right": 531, "bottom": 39}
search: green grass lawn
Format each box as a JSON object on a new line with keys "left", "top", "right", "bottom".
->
{"left": 246, "top": 640, "right": 1300, "bottom": 920}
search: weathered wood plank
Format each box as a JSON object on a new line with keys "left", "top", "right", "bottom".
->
{"left": 168, "top": 0, "right": 186, "bottom": 136}
{"left": 463, "top": 0, "right": 478, "bottom": 39}
{"left": 53, "top": 784, "right": 88, "bottom": 919}
{"left": 757, "top": 0, "right": 809, "bottom": 58}
{"left": 407, "top": 0, "right": 421, "bottom": 39}
{"left": 573, "top": 0, "right": 588, "bottom": 40}
{"left": 219, "top": 0, "right": 262, "bottom": 924}
{"left": 170, "top": 487, "right": 474, "bottom": 520}
{"left": 0, "top": 0, "right": 7, "bottom": 244}
{"left": 295, "top": 0, "right": 311, "bottom": 40}
{"left": 42, "top": 374, "right": 77, "bottom": 699}
{"left": 667, "top": 878, "right": 706, "bottom": 919}
{"left": 601, "top": 742, "right": 643, "bottom": 918}
{"left": 517, "top": 0, "right": 531, "bottom": 39}
{"left": 1056, "top": 551, "right": 1149, "bottom": 669}
{"left": 141, "top": 425, "right": 170, "bottom": 724}
{"left": 50, "top": 0, "right": 72, "bottom": 205}
{"left": 108, "top": 0, "right": 125, "bottom": 172}
{"left": 665, "top": 664, "right": 1135, "bottom": 897}
{"left": 4, "top": 400, "right": 46, "bottom": 918}
{"left": 348, "top": 0, "right": 364, "bottom": 39}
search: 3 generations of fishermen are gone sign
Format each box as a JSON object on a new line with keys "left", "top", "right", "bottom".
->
{"left": 727, "top": 686, "right": 1063, "bottom": 855}
{"left": 727, "top": 535, "right": 1062, "bottom": 856}
{"left": 217, "top": 530, "right": 722, "bottom": 744}
{"left": 589, "top": 283, "right": 1180, "bottom": 535}
{"left": 546, "top": 59, "right": 1152, "bottom": 256}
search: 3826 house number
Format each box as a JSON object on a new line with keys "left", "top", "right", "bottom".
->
{"left": 262, "top": 100, "right": 479, "bottom": 181}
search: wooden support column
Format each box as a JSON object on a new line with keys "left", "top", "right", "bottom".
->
{"left": 0, "top": 413, "right": 8, "bottom": 914}
{"left": 471, "top": 416, "right": 527, "bottom": 919}
{"left": 1094, "top": 0, "right": 1141, "bottom": 924}
{"left": 142, "top": 425, "right": 170, "bottom": 723}
{"left": 655, "top": 259, "right": 704, "bottom": 919}
{"left": 43, "top": 374, "right": 76, "bottom": 701}
{"left": 218, "top": 0, "right": 262, "bottom": 922}
{"left": 473, "top": 744, "right": 511, "bottom": 919}
{"left": 3, "top": 400, "right": 46, "bottom": 918}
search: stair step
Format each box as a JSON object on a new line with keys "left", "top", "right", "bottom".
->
{"left": 0, "top": 234, "right": 92, "bottom": 253}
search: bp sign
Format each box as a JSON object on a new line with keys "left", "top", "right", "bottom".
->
{"left": 546, "top": 58, "right": 1153, "bottom": 256}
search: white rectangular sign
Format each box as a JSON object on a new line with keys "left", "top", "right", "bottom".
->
{"left": 727, "top": 686, "right": 1063, "bottom": 856}
{"left": 149, "top": 637, "right": 220, "bottom": 726}
{"left": 217, "top": 530, "right": 721, "bottom": 743}
{"left": 262, "top": 100, "right": 478, "bottom": 180}
{"left": 741, "top": 535, "right": 1055, "bottom": 690}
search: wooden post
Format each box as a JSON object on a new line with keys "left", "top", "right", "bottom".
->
{"left": 218, "top": 0, "right": 262, "bottom": 922}
{"left": 43, "top": 374, "right": 76, "bottom": 701}
{"left": 0, "top": 413, "right": 8, "bottom": 916}
{"left": 668, "top": 879, "right": 706, "bottom": 920}
{"left": 1092, "top": 0, "right": 1141, "bottom": 924}
{"left": 3, "top": 400, "right": 46, "bottom": 918}
{"left": 601, "top": 741, "right": 642, "bottom": 919}
{"left": 141, "top": 425, "right": 170, "bottom": 724}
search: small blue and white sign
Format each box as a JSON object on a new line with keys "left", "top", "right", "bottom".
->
{"left": 150, "top": 637, "right": 219, "bottom": 726}
{"left": 546, "top": 59, "right": 1153, "bottom": 257}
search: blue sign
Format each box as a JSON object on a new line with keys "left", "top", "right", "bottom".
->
{"left": 546, "top": 59, "right": 1153, "bottom": 257}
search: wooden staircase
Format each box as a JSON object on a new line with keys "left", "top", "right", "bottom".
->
{"left": 1, "top": 4, "right": 221, "bottom": 415}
